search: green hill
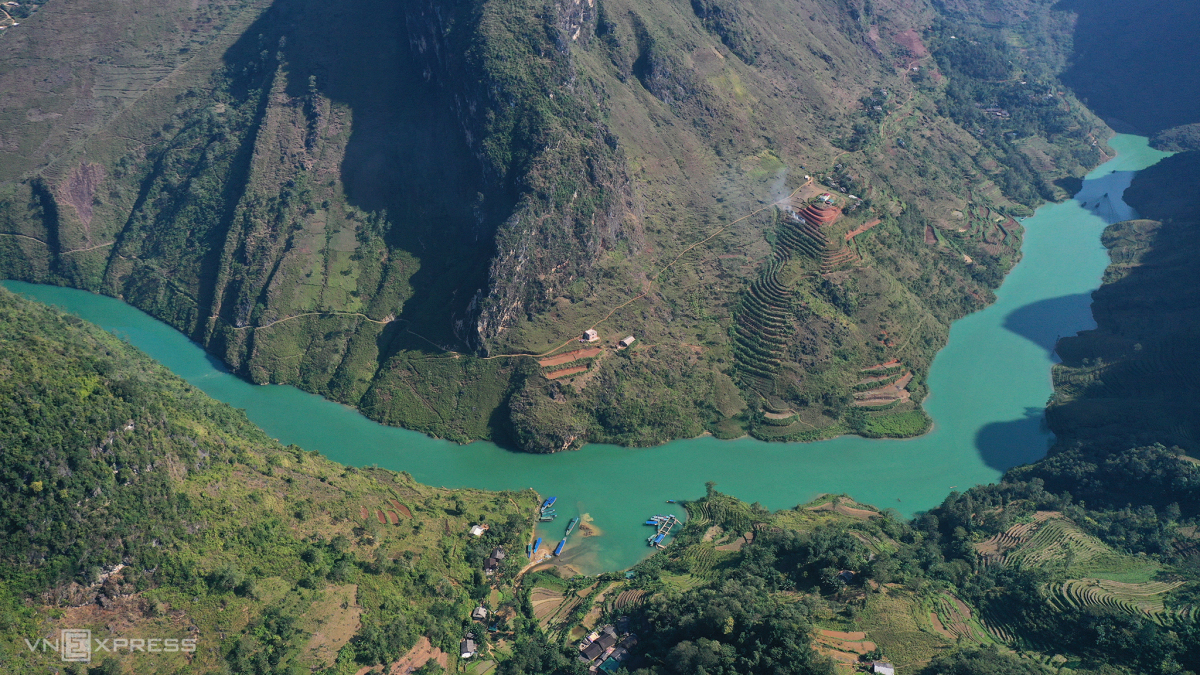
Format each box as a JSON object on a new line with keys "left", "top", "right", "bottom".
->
{"left": 0, "top": 286, "right": 542, "bottom": 673}
{"left": 0, "top": 0, "right": 1107, "bottom": 450}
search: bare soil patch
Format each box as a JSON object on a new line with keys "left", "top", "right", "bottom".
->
{"left": 845, "top": 218, "right": 883, "bottom": 241}
{"left": 861, "top": 359, "right": 901, "bottom": 372}
{"left": 538, "top": 347, "right": 602, "bottom": 368}
{"left": 815, "top": 646, "right": 859, "bottom": 665}
{"left": 386, "top": 636, "right": 449, "bottom": 675}
{"left": 59, "top": 161, "right": 105, "bottom": 228}
{"left": 929, "top": 611, "right": 954, "bottom": 639}
{"left": 716, "top": 532, "right": 754, "bottom": 551}
{"left": 302, "top": 584, "right": 362, "bottom": 668}
{"left": 375, "top": 509, "right": 387, "bottom": 524}
{"left": 386, "top": 510, "right": 400, "bottom": 525}
{"left": 546, "top": 365, "right": 588, "bottom": 379}
{"left": 807, "top": 501, "right": 879, "bottom": 520}
{"left": 925, "top": 224, "right": 938, "bottom": 245}
{"left": 397, "top": 504, "right": 412, "bottom": 519}
{"left": 853, "top": 372, "right": 913, "bottom": 407}
{"left": 894, "top": 29, "right": 929, "bottom": 57}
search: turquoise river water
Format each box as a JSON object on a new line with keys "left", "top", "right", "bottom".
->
{"left": 2, "top": 135, "right": 1171, "bottom": 574}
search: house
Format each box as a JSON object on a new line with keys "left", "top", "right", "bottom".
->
{"left": 461, "top": 636, "right": 478, "bottom": 659}
{"left": 472, "top": 606, "right": 489, "bottom": 620}
{"left": 595, "top": 627, "right": 618, "bottom": 651}
{"left": 582, "top": 642, "right": 605, "bottom": 661}
{"left": 581, "top": 329, "right": 599, "bottom": 342}
{"left": 483, "top": 546, "right": 506, "bottom": 575}
{"left": 618, "top": 336, "right": 636, "bottom": 348}
{"left": 872, "top": 661, "right": 895, "bottom": 675}
{"left": 469, "top": 524, "right": 486, "bottom": 536}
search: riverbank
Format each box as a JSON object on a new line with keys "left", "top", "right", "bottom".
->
{"left": 0, "top": 136, "right": 1170, "bottom": 573}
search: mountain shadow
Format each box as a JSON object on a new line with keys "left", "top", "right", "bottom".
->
{"left": 1056, "top": 0, "right": 1200, "bottom": 135}
{"left": 1001, "top": 292, "right": 1096, "bottom": 358}
{"left": 974, "top": 407, "right": 1054, "bottom": 472}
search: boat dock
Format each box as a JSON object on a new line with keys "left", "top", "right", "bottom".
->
{"left": 645, "top": 514, "right": 678, "bottom": 548}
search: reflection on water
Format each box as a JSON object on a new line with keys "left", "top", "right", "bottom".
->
{"left": 1, "top": 135, "right": 1171, "bottom": 573}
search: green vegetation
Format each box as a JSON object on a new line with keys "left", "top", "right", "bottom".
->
{"left": 0, "top": 0, "right": 1110, "bottom": 451}
{"left": 0, "top": 288, "right": 541, "bottom": 673}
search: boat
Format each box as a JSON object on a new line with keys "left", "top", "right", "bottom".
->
{"left": 644, "top": 520, "right": 659, "bottom": 526}
{"left": 565, "top": 517, "right": 579, "bottom": 536}
{"left": 666, "top": 500, "right": 675, "bottom": 503}
{"left": 526, "top": 544, "right": 532, "bottom": 556}
{"left": 531, "top": 537, "right": 542, "bottom": 557}
{"left": 554, "top": 539, "right": 566, "bottom": 556}
{"left": 539, "top": 515, "right": 557, "bottom": 522}
{"left": 542, "top": 497, "right": 557, "bottom": 510}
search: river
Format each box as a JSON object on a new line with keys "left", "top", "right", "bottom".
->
{"left": 2, "top": 134, "right": 1170, "bottom": 574}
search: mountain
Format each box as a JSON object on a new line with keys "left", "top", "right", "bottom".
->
{"left": 0, "top": 0, "right": 1107, "bottom": 450}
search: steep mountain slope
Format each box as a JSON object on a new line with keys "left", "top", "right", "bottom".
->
{"left": 0, "top": 0, "right": 1106, "bottom": 449}
{"left": 1048, "top": 152, "right": 1200, "bottom": 452}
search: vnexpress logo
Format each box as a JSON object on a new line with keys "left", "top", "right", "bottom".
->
{"left": 24, "top": 629, "right": 196, "bottom": 662}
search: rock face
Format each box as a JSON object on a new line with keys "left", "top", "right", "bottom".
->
{"left": 404, "top": 0, "right": 634, "bottom": 350}
{"left": 0, "top": 0, "right": 1109, "bottom": 449}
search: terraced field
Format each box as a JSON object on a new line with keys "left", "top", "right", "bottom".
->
{"left": 685, "top": 498, "right": 754, "bottom": 536}
{"left": 858, "top": 589, "right": 951, "bottom": 667}
{"left": 975, "top": 516, "right": 1200, "bottom": 640}
{"left": 610, "top": 589, "right": 647, "bottom": 612}
{"left": 930, "top": 592, "right": 989, "bottom": 643}
{"left": 530, "top": 587, "right": 565, "bottom": 626}
{"left": 732, "top": 261, "right": 794, "bottom": 389}
{"left": 973, "top": 520, "right": 1042, "bottom": 567}
{"left": 732, "top": 211, "right": 832, "bottom": 393}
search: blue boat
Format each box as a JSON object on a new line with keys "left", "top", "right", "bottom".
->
{"left": 554, "top": 539, "right": 566, "bottom": 556}
{"left": 542, "top": 497, "right": 557, "bottom": 510}
{"left": 644, "top": 520, "right": 659, "bottom": 526}
{"left": 531, "top": 537, "right": 542, "bottom": 557}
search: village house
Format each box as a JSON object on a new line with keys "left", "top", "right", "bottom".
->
{"left": 618, "top": 336, "right": 635, "bottom": 348}
{"left": 581, "top": 329, "right": 599, "bottom": 342}
{"left": 872, "top": 661, "right": 895, "bottom": 675}
{"left": 483, "top": 546, "right": 506, "bottom": 576}
{"left": 460, "top": 635, "right": 477, "bottom": 659}
{"left": 471, "top": 606, "right": 488, "bottom": 620}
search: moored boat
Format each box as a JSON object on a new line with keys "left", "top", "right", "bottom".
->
{"left": 554, "top": 539, "right": 566, "bottom": 556}
{"left": 565, "top": 517, "right": 579, "bottom": 536}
